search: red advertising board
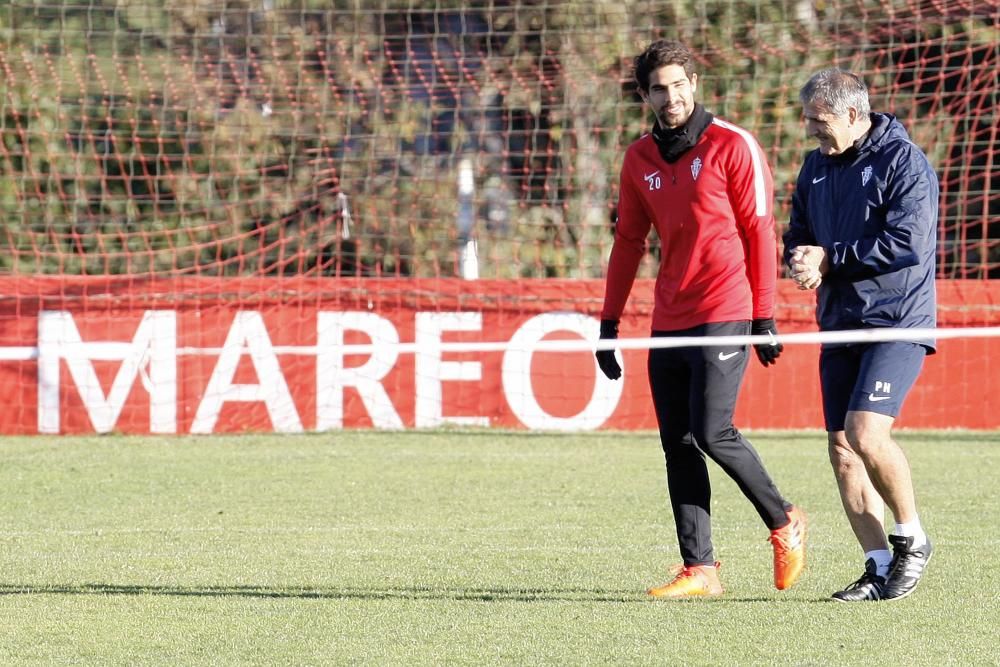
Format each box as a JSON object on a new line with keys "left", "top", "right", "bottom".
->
{"left": 0, "top": 277, "right": 997, "bottom": 434}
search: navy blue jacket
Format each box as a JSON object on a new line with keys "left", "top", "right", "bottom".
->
{"left": 782, "top": 113, "right": 938, "bottom": 351}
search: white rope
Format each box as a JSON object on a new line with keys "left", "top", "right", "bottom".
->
{"left": 3, "top": 326, "right": 998, "bottom": 360}
{"left": 197, "top": 325, "right": 1000, "bottom": 355}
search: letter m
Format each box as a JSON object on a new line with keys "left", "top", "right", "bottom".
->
{"left": 37, "top": 311, "right": 177, "bottom": 434}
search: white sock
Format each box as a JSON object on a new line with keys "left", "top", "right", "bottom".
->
{"left": 892, "top": 518, "right": 927, "bottom": 548}
{"left": 865, "top": 549, "right": 893, "bottom": 579}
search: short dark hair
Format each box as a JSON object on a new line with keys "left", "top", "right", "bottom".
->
{"left": 633, "top": 40, "right": 696, "bottom": 93}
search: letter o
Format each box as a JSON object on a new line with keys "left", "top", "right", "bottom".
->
{"left": 502, "top": 313, "right": 624, "bottom": 431}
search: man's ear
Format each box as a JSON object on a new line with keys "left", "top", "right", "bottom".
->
{"left": 689, "top": 72, "right": 698, "bottom": 93}
{"left": 848, "top": 106, "right": 859, "bottom": 124}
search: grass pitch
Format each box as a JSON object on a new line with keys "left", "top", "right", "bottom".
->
{"left": 1, "top": 430, "right": 997, "bottom": 665}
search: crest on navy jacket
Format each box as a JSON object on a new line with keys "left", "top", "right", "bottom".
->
{"left": 861, "top": 165, "right": 873, "bottom": 187}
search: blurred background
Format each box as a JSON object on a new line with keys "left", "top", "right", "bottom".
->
{"left": 1, "top": 0, "right": 996, "bottom": 280}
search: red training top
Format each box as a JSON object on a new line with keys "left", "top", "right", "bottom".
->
{"left": 601, "top": 118, "right": 778, "bottom": 331}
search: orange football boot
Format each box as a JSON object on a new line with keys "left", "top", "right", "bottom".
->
{"left": 646, "top": 561, "right": 723, "bottom": 599}
{"left": 770, "top": 505, "right": 807, "bottom": 590}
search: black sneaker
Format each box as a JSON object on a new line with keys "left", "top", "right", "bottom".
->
{"left": 882, "top": 534, "right": 933, "bottom": 601}
{"left": 831, "top": 558, "right": 885, "bottom": 602}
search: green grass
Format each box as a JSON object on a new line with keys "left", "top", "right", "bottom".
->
{"left": 1, "top": 430, "right": 997, "bottom": 665}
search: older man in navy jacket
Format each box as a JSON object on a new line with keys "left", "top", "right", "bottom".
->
{"left": 783, "top": 68, "right": 937, "bottom": 603}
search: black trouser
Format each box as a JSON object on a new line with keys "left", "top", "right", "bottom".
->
{"left": 648, "top": 321, "right": 790, "bottom": 566}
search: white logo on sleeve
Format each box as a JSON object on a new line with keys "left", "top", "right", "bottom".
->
{"left": 811, "top": 175, "right": 826, "bottom": 184}
{"left": 718, "top": 350, "right": 740, "bottom": 361}
{"left": 644, "top": 170, "right": 661, "bottom": 190}
{"left": 868, "top": 380, "right": 892, "bottom": 402}
{"left": 862, "top": 165, "right": 873, "bottom": 187}
{"left": 691, "top": 157, "right": 702, "bottom": 181}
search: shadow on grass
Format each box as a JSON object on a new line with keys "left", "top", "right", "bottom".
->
{"left": 0, "top": 583, "right": 633, "bottom": 602}
{"left": 0, "top": 583, "right": 825, "bottom": 603}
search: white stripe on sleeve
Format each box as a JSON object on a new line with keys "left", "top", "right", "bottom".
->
{"left": 712, "top": 118, "right": 768, "bottom": 216}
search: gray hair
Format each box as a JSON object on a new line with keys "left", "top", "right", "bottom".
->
{"left": 799, "top": 68, "right": 871, "bottom": 116}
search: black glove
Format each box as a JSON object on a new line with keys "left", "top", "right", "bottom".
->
{"left": 595, "top": 319, "right": 622, "bottom": 380}
{"left": 751, "top": 318, "right": 783, "bottom": 367}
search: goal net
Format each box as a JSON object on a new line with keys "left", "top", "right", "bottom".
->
{"left": 0, "top": 0, "right": 997, "bottom": 434}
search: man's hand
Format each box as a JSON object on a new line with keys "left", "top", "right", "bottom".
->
{"left": 789, "top": 245, "right": 828, "bottom": 290}
{"left": 595, "top": 319, "right": 622, "bottom": 380}
{"left": 750, "top": 318, "right": 783, "bottom": 367}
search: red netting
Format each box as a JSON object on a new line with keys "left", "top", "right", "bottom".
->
{"left": 1, "top": 0, "right": 997, "bottom": 279}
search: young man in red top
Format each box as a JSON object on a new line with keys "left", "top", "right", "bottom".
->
{"left": 596, "top": 40, "right": 805, "bottom": 598}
